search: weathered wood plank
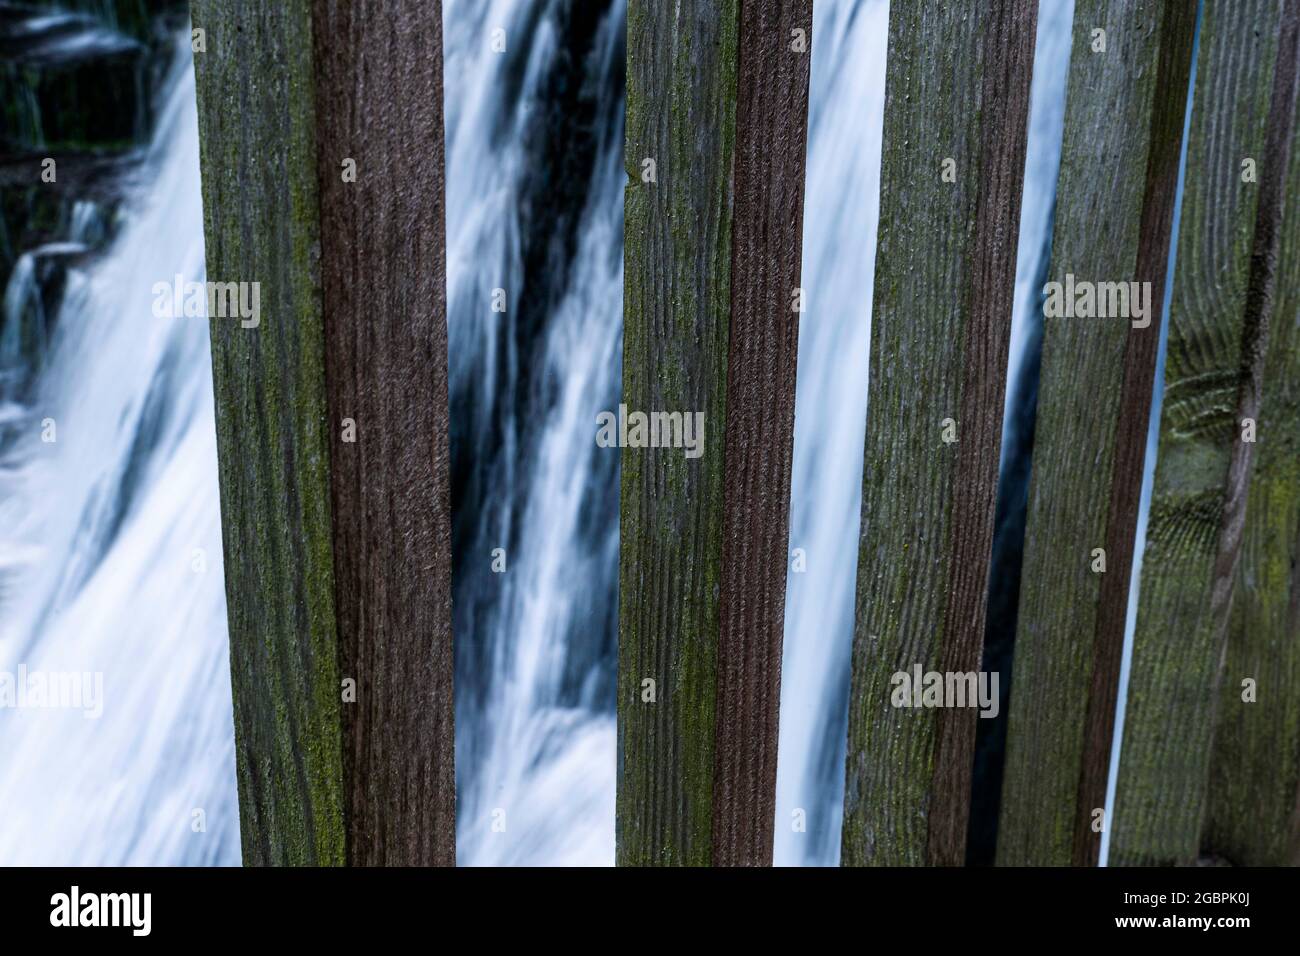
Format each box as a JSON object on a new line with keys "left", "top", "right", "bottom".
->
{"left": 191, "top": 0, "right": 454, "bottom": 865}
{"left": 619, "top": 0, "right": 812, "bottom": 866}
{"left": 1113, "top": 0, "right": 1299, "bottom": 867}
{"left": 311, "top": 0, "right": 456, "bottom": 868}
{"left": 192, "top": 0, "right": 344, "bottom": 867}
{"left": 713, "top": 0, "right": 813, "bottom": 868}
{"left": 840, "top": 0, "right": 1037, "bottom": 867}
{"left": 1203, "top": 49, "right": 1300, "bottom": 866}
{"left": 994, "top": 0, "right": 1197, "bottom": 867}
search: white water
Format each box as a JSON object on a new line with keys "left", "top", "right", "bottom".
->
{"left": 773, "top": 0, "right": 889, "bottom": 867}
{"left": 445, "top": 0, "right": 624, "bottom": 866}
{"left": 774, "top": 0, "right": 1075, "bottom": 866}
{"left": 1002, "top": 0, "right": 1076, "bottom": 465}
{"left": 0, "top": 1, "right": 632, "bottom": 867}
{"left": 445, "top": 0, "right": 1079, "bottom": 867}
{"left": 0, "top": 41, "right": 238, "bottom": 865}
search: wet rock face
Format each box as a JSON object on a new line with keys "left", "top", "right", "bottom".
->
{"left": 0, "top": 0, "right": 189, "bottom": 398}
{"left": 1, "top": 0, "right": 187, "bottom": 155}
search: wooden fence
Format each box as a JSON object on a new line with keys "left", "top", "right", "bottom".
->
{"left": 189, "top": 0, "right": 1300, "bottom": 865}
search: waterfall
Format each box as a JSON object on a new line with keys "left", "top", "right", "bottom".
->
{"left": 445, "top": 0, "right": 625, "bottom": 866}
{"left": 772, "top": 0, "right": 889, "bottom": 868}
{"left": 0, "top": 40, "right": 238, "bottom": 865}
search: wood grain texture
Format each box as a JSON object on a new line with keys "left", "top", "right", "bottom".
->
{"left": 995, "top": 0, "right": 1196, "bottom": 867}
{"left": 311, "top": 0, "right": 455, "bottom": 867}
{"left": 1113, "top": 0, "right": 1299, "bottom": 867}
{"left": 620, "top": 0, "right": 737, "bottom": 867}
{"left": 192, "top": 0, "right": 345, "bottom": 867}
{"left": 191, "top": 0, "right": 454, "bottom": 865}
{"left": 619, "top": 0, "right": 811, "bottom": 866}
{"left": 712, "top": 0, "right": 812, "bottom": 869}
{"left": 840, "top": 0, "right": 1037, "bottom": 867}
{"left": 1204, "top": 45, "right": 1300, "bottom": 866}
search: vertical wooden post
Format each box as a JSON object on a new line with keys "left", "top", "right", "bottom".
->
{"left": 840, "top": 0, "right": 1038, "bottom": 867}
{"left": 1112, "top": 0, "right": 1300, "bottom": 867}
{"left": 191, "top": 0, "right": 455, "bottom": 865}
{"left": 996, "top": 0, "right": 1197, "bottom": 868}
{"left": 1203, "top": 51, "right": 1300, "bottom": 866}
{"left": 619, "top": 0, "right": 812, "bottom": 866}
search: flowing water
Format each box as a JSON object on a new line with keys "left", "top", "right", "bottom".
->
{"left": 445, "top": 0, "right": 625, "bottom": 866}
{"left": 447, "top": 0, "right": 1077, "bottom": 867}
{"left": 0, "top": 39, "right": 238, "bottom": 865}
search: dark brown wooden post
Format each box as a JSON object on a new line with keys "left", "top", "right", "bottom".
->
{"left": 840, "top": 0, "right": 1038, "bottom": 867}
{"left": 619, "top": 0, "right": 812, "bottom": 866}
{"left": 996, "top": 0, "right": 1197, "bottom": 868}
{"left": 191, "top": 0, "right": 455, "bottom": 865}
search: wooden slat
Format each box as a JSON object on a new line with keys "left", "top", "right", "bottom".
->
{"left": 840, "top": 0, "right": 1038, "bottom": 867}
{"left": 713, "top": 0, "right": 814, "bottom": 868}
{"left": 192, "top": 0, "right": 343, "bottom": 867}
{"left": 1203, "top": 47, "right": 1300, "bottom": 866}
{"left": 1113, "top": 0, "right": 1299, "bottom": 867}
{"left": 994, "top": 0, "right": 1197, "bottom": 867}
{"left": 619, "top": 0, "right": 812, "bottom": 866}
{"left": 191, "top": 0, "right": 455, "bottom": 865}
{"left": 311, "top": 0, "right": 456, "bottom": 868}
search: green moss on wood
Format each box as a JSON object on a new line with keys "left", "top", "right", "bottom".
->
{"left": 1112, "top": 0, "right": 1292, "bottom": 867}
{"left": 191, "top": 0, "right": 345, "bottom": 866}
{"left": 1202, "top": 41, "right": 1300, "bottom": 869}
{"left": 619, "top": 0, "right": 738, "bottom": 866}
{"left": 843, "top": 0, "right": 1035, "bottom": 867}
{"left": 997, "top": 0, "right": 1198, "bottom": 867}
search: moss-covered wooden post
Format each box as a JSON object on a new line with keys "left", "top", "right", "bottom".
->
{"left": 1204, "top": 36, "right": 1300, "bottom": 866}
{"left": 191, "top": 0, "right": 455, "bottom": 866}
{"left": 840, "top": 0, "right": 1037, "bottom": 868}
{"left": 619, "top": 0, "right": 812, "bottom": 866}
{"left": 1112, "top": 0, "right": 1300, "bottom": 867}
{"left": 996, "top": 0, "right": 1197, "bottom": 868}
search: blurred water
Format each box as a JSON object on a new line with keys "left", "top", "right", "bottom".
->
{"left": 445, "top": 0, "right": 625, "bottom": 865}
{"left": 773, "top": 0, "right": 889, "bottom": 868}
{"left": 0, "top": 41, "right": 238, "bottom": 865}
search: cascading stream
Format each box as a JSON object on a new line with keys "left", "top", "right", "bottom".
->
{"left": 0, "top": 38, "right": 237, "bottom": 865}
{"left": 446, "top": 0, "right": 625, "bottom": 866}
{"left": 449, "top": 0, "right": 1074, "bottom": 867}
